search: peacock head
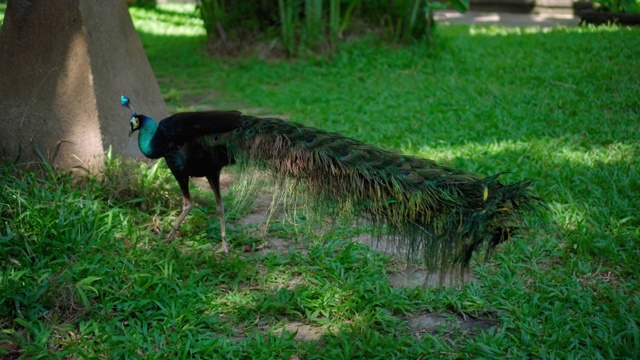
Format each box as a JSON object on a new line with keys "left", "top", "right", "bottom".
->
{"left": 121, "top": 95, "right": 140, "bottom": 136}
{"left": 129, "top": 114, "right": 142, "bottom": 136}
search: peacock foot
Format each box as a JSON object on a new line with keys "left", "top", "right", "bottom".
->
{"left": 216, "top": 240, "right": 230, "bottom": 254}
{"left": 164, "top": 228, "right": 179, "bottom": 243}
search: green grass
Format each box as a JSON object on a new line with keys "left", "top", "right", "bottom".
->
{"left": 2, "top": 3, "right": 640, "bottom": 358}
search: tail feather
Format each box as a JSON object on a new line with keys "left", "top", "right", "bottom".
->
{"left": 206, "top": 115, "right": 542, "bottom": 270}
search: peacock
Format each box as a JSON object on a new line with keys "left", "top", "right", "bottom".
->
{"left": 121, "top": 95, "right": 541, "bottom": 270}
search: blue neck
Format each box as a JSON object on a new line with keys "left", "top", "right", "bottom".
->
{"left": 137, "top": 117, "right": 163, "bottom": 159}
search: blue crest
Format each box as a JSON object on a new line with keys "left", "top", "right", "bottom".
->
{"left": 120, "top": 95, "right": 130, "bottom": 107}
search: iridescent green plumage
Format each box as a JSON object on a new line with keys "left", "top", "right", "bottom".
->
{"left": 123, "top": 96, "right": 542, "bottom": 270}
{"left": 205, "top": 116, "right": 541, "bottom": 269}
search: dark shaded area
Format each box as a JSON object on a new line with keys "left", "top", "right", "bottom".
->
{"left": 579, "top": 9, "right": 640, "bottom": 25}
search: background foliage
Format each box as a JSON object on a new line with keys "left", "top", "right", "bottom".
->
{"left": 198, "top": 0, "right": 469, "bottom": 56}
{"left": 591, "top": 0, "right": 640, "bottom": 13}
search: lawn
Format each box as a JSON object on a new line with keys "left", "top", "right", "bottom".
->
{"left": 1, "top": 2, "right": 640, "bottom": 359}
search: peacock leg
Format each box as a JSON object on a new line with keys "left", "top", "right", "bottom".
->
{"left": 206, "top": 173, "right": 229, "bottom": 254}
{"left": 166, "top": 196, "right": 192, "bottom": 242}
{"left": 166, "top": 178, "right": 192, "bottom": 242}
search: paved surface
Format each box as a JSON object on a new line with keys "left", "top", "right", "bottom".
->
{"left": 435, "top": 9, "right": 580, "bottom": 27}
{"left": 157, "top": 0, "right": 580, "bottom": 28}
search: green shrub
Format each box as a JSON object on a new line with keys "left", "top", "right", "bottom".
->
{"left": 197, "top": 0, "right": 469, "bottom": 57}
{"left": 590, "top": 0, "right": 640, "bottom": 13}
{"left": 198, "top": 0, "right": 279, "bottom": 41}
{"left": 126, "top": 0, "right": 157, "bottom": 9}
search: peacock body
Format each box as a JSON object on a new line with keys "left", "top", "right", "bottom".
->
{"left": 122, "top": 96, "right": 541, "bottom": 270}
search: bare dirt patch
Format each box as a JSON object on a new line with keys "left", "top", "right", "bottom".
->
{"left": 407, "top": 312, "right": 500, "bottom": 339}
{"left": 194, "top": 166, "right": 474, "bottom": 289}
{"left": 273, "top": 321, "right": 326, "bottom": 342}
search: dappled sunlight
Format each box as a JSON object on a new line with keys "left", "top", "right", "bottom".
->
{"left": 413, "top": 138, "right": 530, "bottom": 162}
{"left": 464, "top": 22, "right": 627, "bottom": 37}
{"left": 55, "top": 31, "right": 104, "bottom": 171}
{"left": 547, "top": 201, "right": 588, "bottom": 231}
{"left": 414, "top": 137, "right": 638, "bottom": 169}
{"left": 469, "top": 25, "right": 560, "bottom": 36}
{"left": 128, "top": 3, "right": 205, "bottom": 37}
{"left": 553, "top": 142, "right": 637, "bottom": 166}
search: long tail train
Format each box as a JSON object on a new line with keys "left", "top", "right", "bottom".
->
{"left": 204, "top": 115, "right": 542, "bottom": 269}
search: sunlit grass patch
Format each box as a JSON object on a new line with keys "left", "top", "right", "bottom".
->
{"left": 128, "top": 3, "right": 205, "bottom": 37}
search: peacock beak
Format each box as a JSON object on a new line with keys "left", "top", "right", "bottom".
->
{"left": 129, "top": 116, "right": 139, "bottom": 137}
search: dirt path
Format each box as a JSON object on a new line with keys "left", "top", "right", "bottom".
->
{"left": 435, "top": 9, "right": 579, "bottom": 27}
